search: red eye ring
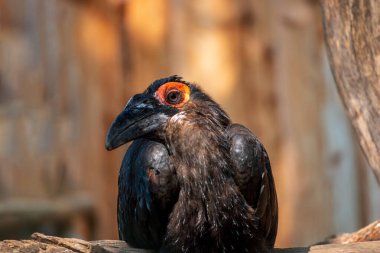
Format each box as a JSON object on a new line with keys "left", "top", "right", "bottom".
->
{"left": 155, "top": 82, "right": 191, "bottom": 108}
{"left": 166, "top": 90, "right": 183, "bottom": 104}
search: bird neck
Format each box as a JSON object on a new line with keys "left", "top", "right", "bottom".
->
{"left": 164, "top": 110, "right": 257, "bottom": 252}
{"left": 166, "top": 109, "right": 232, "bottom": 185}
{"left": 166, "top": 105, "right": 240, "bottom": 209}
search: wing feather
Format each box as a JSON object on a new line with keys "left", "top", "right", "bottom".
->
{"left": 227, "top": 124, "right": 278, "bottom": 247}
{"left": 117, "top": 139, "right": 179, "bottom": 249}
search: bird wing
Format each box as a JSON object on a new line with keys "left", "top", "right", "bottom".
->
{"left": 117, "top": 138, "right": 179, "bottom": 248}
{"left": 226, "top": 124, "right": 278, "bottom": 247}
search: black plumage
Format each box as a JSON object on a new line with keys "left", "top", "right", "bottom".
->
{"left": 106, "top": 76, "right": 278, "bottom": 253}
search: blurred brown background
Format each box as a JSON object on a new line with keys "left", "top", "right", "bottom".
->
{"left": 0, "top": 0, "right": 379, "bottom": 248}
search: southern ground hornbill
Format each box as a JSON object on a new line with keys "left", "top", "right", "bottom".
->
{"left": 105, "top": 76, "right": 278, "bottom": 253}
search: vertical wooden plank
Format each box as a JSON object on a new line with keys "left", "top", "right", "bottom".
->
{"left": 239, "top": 0, "right": 280, "bottom": 146}
{"left": 75, "top": 1, "right": 126, "bottom": 239}
{"left": 123, "top": 0, "right": 170, "bottom": 93}
{"left": 178, "top": 0, "right": 242, "bottom": 110}
{"left": 272, "top": 0, "right": 334, "bottom": 245}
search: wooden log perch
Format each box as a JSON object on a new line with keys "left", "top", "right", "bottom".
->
{"left": 320, "top": 0, "right": 380, "bottom": 183}
{"left": 323, "top": 219, "right": 380, "bottom": 244}
{"left": 0, "top": 220, "right": 379, "bottom": 253}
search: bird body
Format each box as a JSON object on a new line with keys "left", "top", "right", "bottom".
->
{"left": 106, "top": 76, "right": 278, "bottom": 253}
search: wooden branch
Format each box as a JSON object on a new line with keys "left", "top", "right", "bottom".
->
{"left": 1, "top": 233, "right": 380, "bottom": 253}
{"left": 324, "top": 219, "right": 380, "bottom": 244}
{"left": 0, "top": 233, "right": 152, "bottom": 253}
{"left": 0, "top": 220, "right": 379, "bottom": 253}
{"left": 320, "top": 0, "right": 380, "bottom": 183}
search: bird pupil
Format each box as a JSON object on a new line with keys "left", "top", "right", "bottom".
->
{"left": 166, "top": 90, "right": 181, "bottom": 104}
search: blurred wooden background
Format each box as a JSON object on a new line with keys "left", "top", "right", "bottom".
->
{"left": 0, "top": 0, "right": 379, "bottom": 247}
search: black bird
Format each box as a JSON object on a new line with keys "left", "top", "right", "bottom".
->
{"left": 106, "top": 76, "right": 278, "bottom": 253}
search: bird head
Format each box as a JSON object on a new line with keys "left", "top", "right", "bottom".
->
{"left": 105, "top": 75, "right": 229, "bottom": 151}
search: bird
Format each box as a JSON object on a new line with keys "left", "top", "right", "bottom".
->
{"left": 105, "top": 75, "right": 278, "bottom": 253}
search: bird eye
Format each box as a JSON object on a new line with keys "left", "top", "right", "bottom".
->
{"left": 166, "top": 90, "right": 182, "bottom": 104}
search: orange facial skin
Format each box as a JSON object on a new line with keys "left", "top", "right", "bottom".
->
{"left": 154, "top": 82, "right": 191, "bottom": 108}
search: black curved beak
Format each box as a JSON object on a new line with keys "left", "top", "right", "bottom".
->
{"left": 105, "top": 93, "right": 169, "bottom": 151}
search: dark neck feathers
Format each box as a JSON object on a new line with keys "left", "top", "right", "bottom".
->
{"left": 163, "top": 103, "right": 262, "bottom": 253}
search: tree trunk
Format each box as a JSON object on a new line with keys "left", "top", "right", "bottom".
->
{"left": 320, "top": 0, "right": 380, "bottom": 183}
